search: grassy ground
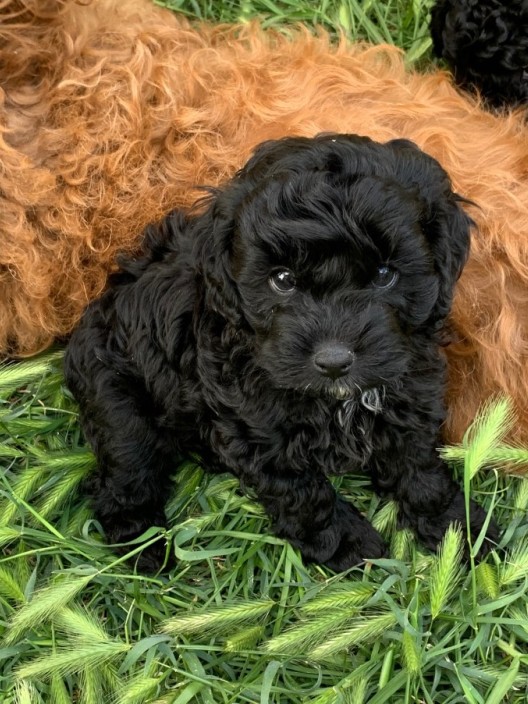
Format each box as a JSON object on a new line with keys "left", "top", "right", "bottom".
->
{"left": 157, "top": 0, "right": 435, "bottom": 64}
{"left": 1, "top": 1, "right": 528, "bottom": 703}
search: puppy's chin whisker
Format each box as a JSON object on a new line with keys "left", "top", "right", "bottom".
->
{"left": 324, "top": 382, "right": 355, "bottom": 401}
{"left": 360, "top": 387, "right": 385, "bottom": 414}
{"left": 324, "top": 383, "right": 385, "bottom": 411}
{"left": 336, "top": 399, "right": 357, "bottom": 427}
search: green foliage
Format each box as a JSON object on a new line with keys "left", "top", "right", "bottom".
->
{"left": 429, "top": 525, "right": 463, "bottom": 620}
{"left": 1, "top": 345, "right": 527, "bottom": 702}
{"left": 161, "top": 598, "right": 275, "bottom": 635}
{"left": 441, "top": 396, "right": 519, "bottom": 477}
{"left": 156, "top": 0, "right": 436, "bottom": 65}
{"left": 5, "top": 575, "right": 96, "bottom": 645}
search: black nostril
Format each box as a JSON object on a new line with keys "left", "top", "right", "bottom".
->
{"left": 313, "top": 345, "right": 354, "bottom": 379}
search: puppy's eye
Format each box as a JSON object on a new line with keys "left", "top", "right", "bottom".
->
{"left": 372, "top": 265, "right": 398, "bottom": 289}
{"left": 269, "top": 268, "right": 296, "bottom": 294}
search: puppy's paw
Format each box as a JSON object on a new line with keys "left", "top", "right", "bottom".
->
{"left": 323, "top": 525, "right": 387, "bottom": 572}
{"left": 316, "top": 500, "right": 387, "bottom": 573}
{"left": 409, "top": 492, "right": 500, "bottom": 561}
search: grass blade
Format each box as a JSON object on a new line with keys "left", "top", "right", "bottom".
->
{"left": 0, "top": 352, "right": 63, "bottom": 398}
{"left": 300, "top": 583, "right": 375, "bottom": 613}
{"left": 429, "top": 525, "right": 464, "bottom": 620}
{"left": 161, "top": 599, "right": 274, "bottom": 636}
{"left": 401, "top": 630, "right": 420, "bottom": 676}
{"left": 4, "top": 574, "right": 95, "bottom": 644}
{"left": 50, "top": 674, "right": 71, "bottom": 704}
{"left": 264, "top": 610, "right": 352, "bottom": 655}
{"left": 16, "top": 643, "right": 130, "bottom": 680}
{"left": 485, "top": 659, "right": 520, "bottom": 704}
{"left": 224, "top": 625, "right": 265, "bottom": 652}
{"left": 309, "top": 611, "right": 398, "bottom": 660}
{"left": 0, "top": 565, "right": 26, "bottom": 603}
{"left": 462, "top": 397, "right": 516, "bottom": 478}
{"left": 115, "top": 675, "right": 161, "bottom": 704}
{"left": 499, "top": 538, "right": 528, "bottom": 586}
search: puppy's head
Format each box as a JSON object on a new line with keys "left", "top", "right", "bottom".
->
{"left": 197, "top": 134, "right": 471, "bottom": 401}
{"left": 430, "top": 0, "right": 528, "bottom": 108}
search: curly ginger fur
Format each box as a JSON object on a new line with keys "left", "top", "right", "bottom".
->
{"left": 0, "top": 0, "right": 527, "bottom": 446}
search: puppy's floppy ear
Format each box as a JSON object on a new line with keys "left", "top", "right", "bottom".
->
{"left": 194, "top": 185, "right": 248, "bottom": 327}
{"left": 387, "top": 139, "right": 472, "bottom": 329}
{"left": 423, "top": 192, "right": 472, "bottom": 327}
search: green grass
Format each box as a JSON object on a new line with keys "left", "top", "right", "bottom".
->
{"left": 2, "top": 1, "right": 528, "bottom": 702}
{"left": 159, "top": 0, "right": 436, "bottom": 65}
{"left": 1, "top": 352, "right": 528, "bottom": 703}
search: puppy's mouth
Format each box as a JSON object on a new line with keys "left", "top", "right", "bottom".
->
{"left": 323, "top": 382, "right": 385, "bottom": 412}
{"left": 299, "top": 379, "right": 356, "bottom": 401}
{"left": 328, "top": 383, "right": 355, "bottom": 401}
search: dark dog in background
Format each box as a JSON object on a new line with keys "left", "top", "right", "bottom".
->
{"left": 65, "top": 134, "right": 499, "bottom": 571}
{"left": 431, "top": 0, "right": 528, "bottom": 108}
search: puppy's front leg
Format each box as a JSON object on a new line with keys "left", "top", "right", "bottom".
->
{"left": 83, "top": 399, "right": 176, "bottom": 571}
{"left": 249, "top": 470, "right": 386, "bottom": 571}
{"left": 65, "top": 347, "right": 175, "bottom": 570}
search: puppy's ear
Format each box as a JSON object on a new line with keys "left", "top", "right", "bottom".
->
{"left": 194, "top": 187, "right": 247, "bottom": 327}
{"left": 387, "top": 139, "right": 472, "bottom": 329}
{"left": 423, "top": 193, "right": 472, "bottom": 327}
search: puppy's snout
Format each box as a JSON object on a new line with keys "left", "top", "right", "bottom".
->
{"left": 313, "top": 345, "right": 354, "bottom": 380}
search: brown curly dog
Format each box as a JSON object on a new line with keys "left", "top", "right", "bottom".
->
{"left": 1, "top": 0, "right": 527, "bottom": 446}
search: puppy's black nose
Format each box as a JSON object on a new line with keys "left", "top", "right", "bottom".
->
{"left": 313, "top": 345, "right": 354, "bottom": 379}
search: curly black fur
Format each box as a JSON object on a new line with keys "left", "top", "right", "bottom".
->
{"left": 431, "top": 0, "right": 528, "bottom": 108}
{"left": 64, "top": 134, "right": 500, "bottom": 571}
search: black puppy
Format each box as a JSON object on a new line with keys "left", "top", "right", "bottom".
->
{"left": 431, "top": 0, "right": 528, "bottom": 108}
{"left": 65, "top": 134, "right": 499, "bottom": 571}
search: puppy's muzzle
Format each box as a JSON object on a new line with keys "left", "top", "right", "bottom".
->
{"left": 313, "top": 344, "right": 355, "bottom": 380}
